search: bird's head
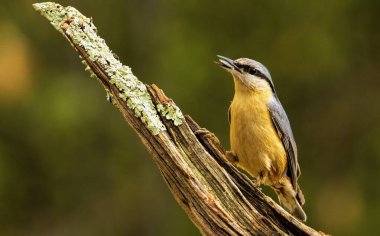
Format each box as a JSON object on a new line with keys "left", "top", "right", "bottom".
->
{"left": 217, "top": 55, "right": 275, "bottom": 93}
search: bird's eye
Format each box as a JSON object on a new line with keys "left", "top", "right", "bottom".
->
{"left": 247, "top": 67, "right": 258, "bottom": 75}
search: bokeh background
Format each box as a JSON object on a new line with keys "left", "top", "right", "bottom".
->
{"left": 0, "top": 0, "right": 379, "bottom": 235}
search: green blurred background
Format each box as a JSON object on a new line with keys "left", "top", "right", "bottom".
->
{"left": 0, "top": 0, "right": 379, "bottom": 235}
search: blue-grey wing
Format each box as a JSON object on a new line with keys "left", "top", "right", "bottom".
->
{"left": 268, "top": 96, "right": 300, "bottom": 189}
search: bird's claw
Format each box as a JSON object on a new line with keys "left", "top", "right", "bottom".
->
{"left": 252, "top": 178, "right": 262, "bottom": 190}
{"left": 226, "top": 150, "right": 239, "bottom": 164}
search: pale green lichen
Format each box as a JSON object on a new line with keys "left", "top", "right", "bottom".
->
{"left": 157, "top": 103, "right": 184, "bottom": 126}
{"left": 33, "top": 2, "right": 184, "bottom": 135}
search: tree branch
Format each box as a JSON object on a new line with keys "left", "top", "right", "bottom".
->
{"left": 33, "top": 2, "right": 327, "bottom": 235}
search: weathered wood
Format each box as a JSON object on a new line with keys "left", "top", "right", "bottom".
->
{"left": 33, "top": 2, "right": 327, "bottom": 235}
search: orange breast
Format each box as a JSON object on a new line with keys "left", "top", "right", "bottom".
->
{"left": 229, "top": 84, "right": 287, "bottom": 184}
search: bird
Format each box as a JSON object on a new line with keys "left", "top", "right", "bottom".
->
{"left": 216, "top": 55, "right": 307, "bottom": 221}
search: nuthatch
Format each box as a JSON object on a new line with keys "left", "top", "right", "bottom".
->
{"left": 217, "top": 55, "right": 306, "bottom": 221}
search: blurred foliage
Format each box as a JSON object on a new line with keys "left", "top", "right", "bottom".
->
{"left": 0, "top": 0, "right": 379, "bottom": 235}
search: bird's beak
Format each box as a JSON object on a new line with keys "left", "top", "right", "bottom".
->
{"left": 216, "top": 55, "right": 241, "bottom": 73}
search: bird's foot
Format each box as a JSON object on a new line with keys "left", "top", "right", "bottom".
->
{"left": 234, "top": 166, "right": 262, "bottom": 190}
{"left": 226, "top": 150, "right": 239, "bottom": 164}
{"left": 252, "top": 178, "right": 262, "bottom": 190}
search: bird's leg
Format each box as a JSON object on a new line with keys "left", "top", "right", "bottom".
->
{"left": 254, "top": 179, "right": 261, "bottom": 189}
{"left": 226, "top": 151, "right": 261, "bottom": 190}
{"left": 238, "top": 167, "right": 261, "bottom": 189}
{"left": 253, "top": 173, "right": 262, "bottom": 190}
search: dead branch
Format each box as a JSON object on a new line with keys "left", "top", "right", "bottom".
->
{"left": 33, "top": 2, "right": 326, "bottom": 236}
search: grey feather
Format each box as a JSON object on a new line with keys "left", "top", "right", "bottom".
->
{"left": 268, "top": 96, "right": 300, "bottom": 189}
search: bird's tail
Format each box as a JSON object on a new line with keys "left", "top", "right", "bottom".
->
{"left": 274, "top": 179, "right": 307, "bottom": 222}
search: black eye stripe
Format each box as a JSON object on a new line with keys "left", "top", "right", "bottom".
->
{"left": 242, "top": 65, "right": 259, "bottom": 75}
{"left": 236, "top": 63, "right": 265, "bottom": 77}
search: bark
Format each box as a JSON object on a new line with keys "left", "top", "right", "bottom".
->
{"left": 33, "top": 2, "right": 327, "bottom": 236}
